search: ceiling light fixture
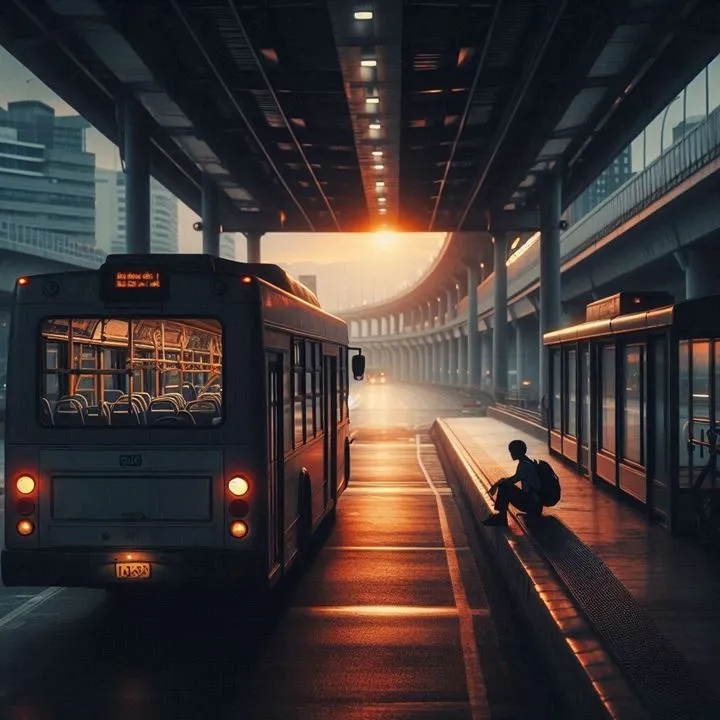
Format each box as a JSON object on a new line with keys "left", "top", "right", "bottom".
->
{"left": 354, "top": 11, "right": 373, "bottom": 20}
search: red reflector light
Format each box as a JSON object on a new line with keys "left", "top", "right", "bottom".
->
{"left": 229, "top": 499, "right": 250, "bottom": 518}
{"left": 16, "top": 499, "right": 36, "bottom": 516}
{"left": 17, "top": 277, "right": 29, "bottom": 286}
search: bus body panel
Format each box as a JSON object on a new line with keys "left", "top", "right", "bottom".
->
{"left": 2, "top": 256, "right": 353, "bottom": 589}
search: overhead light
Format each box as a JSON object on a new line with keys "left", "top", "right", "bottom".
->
{"left": 371, "top": 150, "right": 383, "bottom": 157}
{"left": 379, "top": 208, "right": 387, "bottom": 214}
{"left": 361, "top": 59, "right": 377, "bottom": 67}
{"left": 354, "top": 11, "right": 373, "bottom": 20}
{"left": 375, "top": 181, "right": 385, "bottom": 188}
{"left": 373, "top": 164, "right": 384, "bottom": 170}
{"left": 369, "top": 122, "right": 381, "bottom": 130}
{"left": 378, "top": 196, "right": 386, "bottom": 203}
{"left": 365, "top": 97, "right": 380, "bottom": 105}
{"left": 511, "top": 236, "right": 521, "bottom": 250}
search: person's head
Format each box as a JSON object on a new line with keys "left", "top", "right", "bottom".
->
{"left": 508, "top": 439, "right": 527, "bottom": 460}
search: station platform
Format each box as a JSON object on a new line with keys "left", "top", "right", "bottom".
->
{"left": 434, "top": 417, "right": 720, "bottom": 720}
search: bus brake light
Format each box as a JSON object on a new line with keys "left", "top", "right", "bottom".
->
{"left": 228, "top": 476, "right": 250, "bottom": 496}
{"left": 17, "top": 519, "right": 35, "bottom": 536}
{"left": 16, "top": 475, "right": 36, "bottom": 494}
{"left": 241, "top": 276, "right": 253, "bottom": 284}
{"left": 230, "top": 521, "right": 248, "bottom": 539}
{"left": 17, "top": 277, "right": 29, "bottom": 286}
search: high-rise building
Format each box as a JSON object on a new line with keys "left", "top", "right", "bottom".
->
{"left": 569, "top": 145, "right": 633, "bottom": 222}
{"left": 0, "top": 101, "right": 95, "bottom": 246}
{"left": 95, "top": 169, "right": 178, "bottom": 254}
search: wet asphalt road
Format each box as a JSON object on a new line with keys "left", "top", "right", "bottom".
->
{"left": 0, "top": 382, "right": 563, "bottom": 719}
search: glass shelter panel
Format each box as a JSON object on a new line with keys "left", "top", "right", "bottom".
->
{"left": 551, "top": 350, "right": 561, "bottom": 431}
{"left": 622, "top": 345, "right": 644, "bottom": 465}
{"left": 566, "top": 349, "right": 577, "bottom": 437}
{"left": 601, "top": 345, "right": 616, "bottom": 453}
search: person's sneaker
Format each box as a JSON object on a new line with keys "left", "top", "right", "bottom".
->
{"left": 482, "top": 514, "right": 507, "bottom": 526}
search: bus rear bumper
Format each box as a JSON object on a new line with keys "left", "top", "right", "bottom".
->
{"left": 1, "top": 548, "right": 264, "bottom": 589}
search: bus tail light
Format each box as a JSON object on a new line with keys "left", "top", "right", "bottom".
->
{"left": 16, "top": 519, "right": 35, "bottom": 536}
{"left": 16, "top": 475, "right": 36, "bottom": 494}
{"left": 17, "top": 276, "right": 29, "bottom": 287}
{"left": 230, "top": 521, "right": 249, "bottom": 539}
{"left": 228, "top": 476, "right": 250, "bottom": 497}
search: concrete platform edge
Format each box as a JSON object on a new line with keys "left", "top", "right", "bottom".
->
{"left": 432, "top": 418, "right": 648, "bottom": 720}
{"left": 487, "top": 406, "right": 547, "bottom": 441}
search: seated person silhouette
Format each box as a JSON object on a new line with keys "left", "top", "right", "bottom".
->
{"left": 483, "top": 439, "right": 542, "bottom": 526}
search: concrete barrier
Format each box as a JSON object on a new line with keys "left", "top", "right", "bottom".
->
{"left": 432, "top": 418, "right": 647, "bottom": 720}
{"left": 487, "top": 405, "right": 547, "bottom": 441}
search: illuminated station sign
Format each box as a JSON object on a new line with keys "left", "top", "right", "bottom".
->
{"left": 114, "top": 270, "right": 162, "bottom": 290}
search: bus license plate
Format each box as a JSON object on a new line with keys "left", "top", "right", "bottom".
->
{"left": 115, "top": 562, "right": 151, "bottom": 579}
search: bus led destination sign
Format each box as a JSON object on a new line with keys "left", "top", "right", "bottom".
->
{"left": 114, "top": 270, "right": 162, "bottom": 289}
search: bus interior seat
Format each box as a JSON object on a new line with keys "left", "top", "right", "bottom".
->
{"left": 84, "top": 402, "right": 112, "bottom": 426}
{"left": 186, "top": 399, "right": 221, "bottom": 425}
{"left": 104, "top": 389, "right": 123, "bottom": 404}
{"left": 181, "top": 384, "right": 197, "bottom": 402}
{"left": 40, "top": 397, "right": 54, "bottom": 425}
{"left": 110, "top": 402, "right": 142, "bottom": 425}
{"left": 149, "top": 398, "right": 180, "bottom": 419}
{"left": 137, "top": 392, "right": 152, "bottom": 409}
{"left": 54, "top": 398, "right": 86, "bottom": 426}
{"left": 153, "top": 410, "right": 196, "bottom": 426}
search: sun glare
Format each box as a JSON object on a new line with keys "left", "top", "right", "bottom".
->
{"left": 373, "top": 231, "right": 397, "bottom": 250}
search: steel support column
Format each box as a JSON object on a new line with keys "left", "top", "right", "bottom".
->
{"left": 458, "top": 334, "right": 467, "bottom": 386}
{"left": 246, "top": 232, "right": 262, "bottom": 263}
{"left": 467, "top": 264, "right": 480, "bottom": 387}
{"left": 202, "top": 174, "right": 220, "bottom": 256}
{"left": 539, "top": 170, "right": 562, "bottom": 403}
{"left": 123, "top": 97, "right": 150, "bottom": 254}
{"left": 493, "top": 235, "right": 508, "bottom": 402}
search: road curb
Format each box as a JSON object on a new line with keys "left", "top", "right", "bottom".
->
{"left": 432, "top": 418, "right": 647, "bottom": 720}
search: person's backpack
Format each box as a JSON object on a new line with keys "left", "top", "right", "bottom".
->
{"left": 533, "top": 459, "right": 561, "bottom": 506}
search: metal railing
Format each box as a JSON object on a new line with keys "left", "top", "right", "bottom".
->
{"left": 0, "top": 220, "right": 107, "bottom": 269}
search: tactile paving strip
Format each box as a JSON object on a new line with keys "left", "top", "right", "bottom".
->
{"left": 459, "top": 435, "right": 720, "bottom": 720}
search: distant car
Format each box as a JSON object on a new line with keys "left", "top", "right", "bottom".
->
{"left": 367, "top": 370, "right": 388, "bottom": 385}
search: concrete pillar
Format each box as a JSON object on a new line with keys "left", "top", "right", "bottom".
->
{"left": 467, "top": 264, "right": 480, "bottom": 386}
{"left": 449, "top": 337, "right": 458, "bottom": 386}
{"left": 202, "top": 174, "right": 220, "bottom": 256}
{"left": 493, "top": 235, "right": 508, "bottom": 402}
{"left": 481, "top": 331, "right": 492, "bottom": 391}
{"left": 425, "top": 344, "right": 433, "bottom": 383}
{"left": 431, "top": 342, "right": 439, "bottom": 383}
{"left": 514, "top": 320, "right": 525, "bottom": 406}
{"left": 458, "top": 334, "right": 467, "bottom": 386}
{"left": 445, "top": 289, "right": 454, "bottom": 323}
{"left": 123, "top": 97, "right": 150, "bottom": 253}
{"left": 246, "top": 232, "right": 262, "bottom": 263}
{"left": 539, "top": 170, "right": 562, "bottom": 402}
{"left": 685, "top": 244, "right": 720, "bottom": 298}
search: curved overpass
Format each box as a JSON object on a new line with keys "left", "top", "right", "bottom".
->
{"left": 339, "top": 108, "right": 720, "bottom": 404}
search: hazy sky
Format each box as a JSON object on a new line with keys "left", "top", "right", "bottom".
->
{"left": 1, "top": 45, "right": 718, "bottom": 309}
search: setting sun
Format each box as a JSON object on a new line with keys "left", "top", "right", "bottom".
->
{"left": 373, "top": 231, "right": 397, "bottom": 251}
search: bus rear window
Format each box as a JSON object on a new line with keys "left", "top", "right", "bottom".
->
{"left": 39, "top": 318, "right": 223, "bottom": 428}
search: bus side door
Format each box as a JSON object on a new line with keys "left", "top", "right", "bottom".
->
{"left": 323, "top": 354, "right": 338, "bottom": 506}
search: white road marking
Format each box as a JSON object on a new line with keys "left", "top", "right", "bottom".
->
{"left": 416, "top": 434, "right": 489, "bottom": 720}
{"left": 0, "top": 587, "right": 64, "bottom": 631}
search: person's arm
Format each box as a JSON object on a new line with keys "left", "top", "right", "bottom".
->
{"left": 489, "top": 466, "right": 520, "bottom": 495}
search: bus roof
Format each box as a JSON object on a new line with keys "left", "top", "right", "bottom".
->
{"left": 101, "top": 254, "right": 322, "bottom": 308}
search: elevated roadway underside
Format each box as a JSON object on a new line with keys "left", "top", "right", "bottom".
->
{"left": 1, "top": 0, "right": 719, "bottom": 234}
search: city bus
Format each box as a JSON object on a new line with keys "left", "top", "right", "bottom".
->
{"left": 1, "top": 254, "right": 365, "bottom": 589}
